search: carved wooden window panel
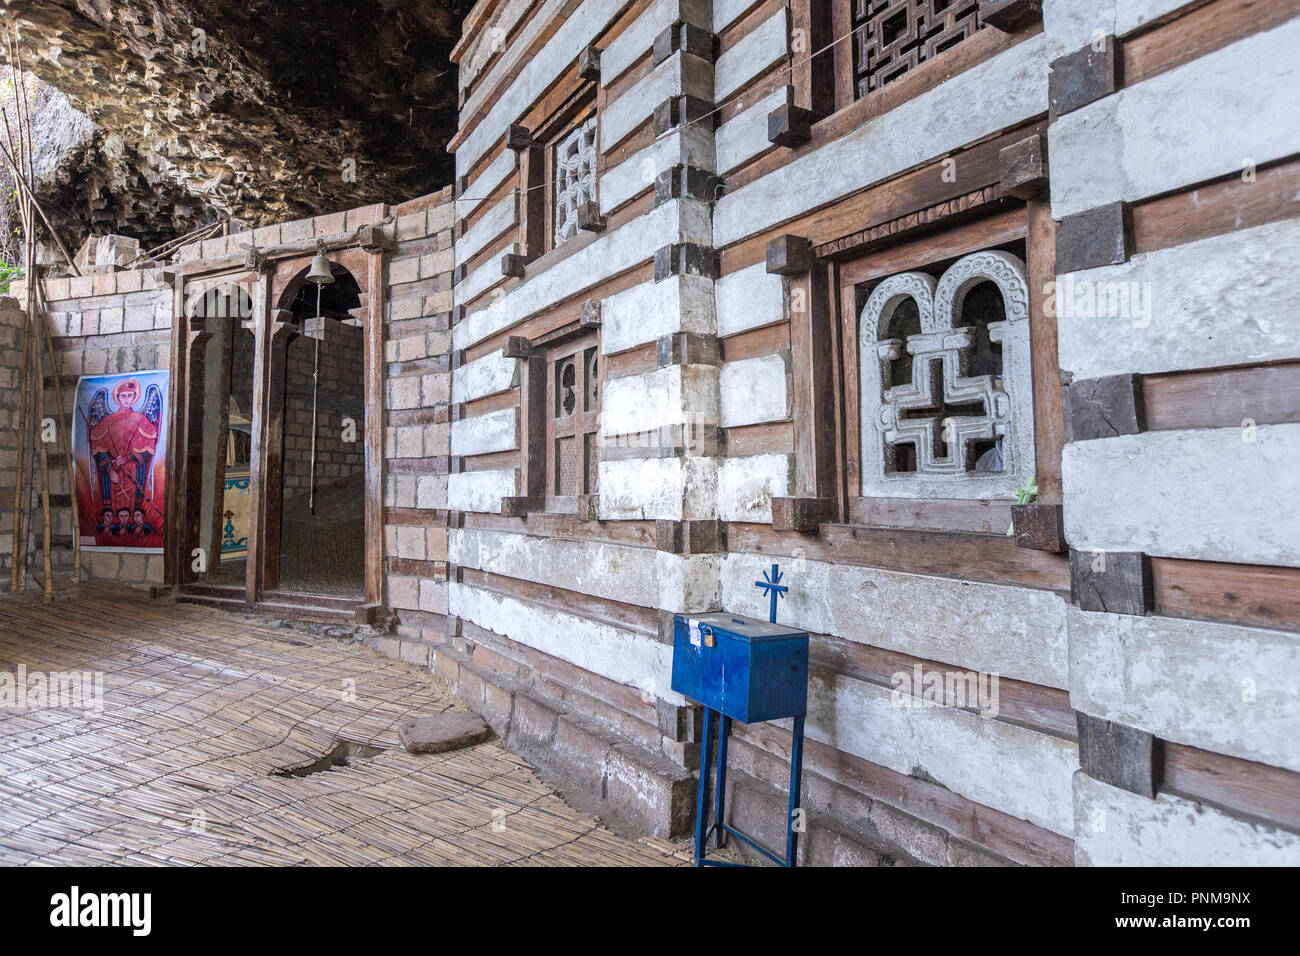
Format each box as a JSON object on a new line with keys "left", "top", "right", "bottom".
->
{"left": 552, "top": 114, "right": 598, "bottom": 247}
{"left": 545, "top": 330, "right": 601, "bottom": 503}
{"left": 849, "top": 0, "right": 984, "bottom": 97}
{"left": 842, "top": 223, "right": 1034, "bottom": 505}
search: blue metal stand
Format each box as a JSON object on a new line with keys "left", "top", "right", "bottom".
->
{"left": 693, "top": 707, "right": 805, "bottom": 867}
{"left": 688, "top": 563, "right": 806, "bottom": 868}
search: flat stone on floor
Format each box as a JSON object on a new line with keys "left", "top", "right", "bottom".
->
{"left": 399, "top": 711, "right": 494, "bottom": 753}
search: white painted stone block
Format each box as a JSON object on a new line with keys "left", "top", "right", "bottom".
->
{"left": 720, "top": 354, "right": 787, "bottom": 427}
{"left": 718, "top": 452, "right": 789, "bottom": 522}
{"left": 600, "top": 0, "right": 712, "bottom": 86}
{"left": 716, "top": 262, "right": 782, "bottom": 336}
{"left": 713, "top": 36, "right": 1047, "bottom": 246}
{"left": 452, "top": 349, "right": 520, "bottom": 404}
{"left": 457, "top": 243, "right": 516, "bottom": 305}
{"left": 602, "top": 365, "right": 719, "bottom": 435}
{"left": 449, "top": 528, "right": 720, "bottom": 612}
{"left": 1063, "top": 425, "right": 1300, "bottom": 567}
{"left": 602, "top": 51, "right": 714, "bottom": 150}
{"left": 454, "top": 147, "right": 518, "bottom": 220}
{"left": 1041, "top": 0, "right": 1193, "bottom": 60}
{"left": 451, "top": 581, "right": 685, "bottom": 703}
{"left": 455, "top": 200, "right": 711, "bottom": 349}
{"left": 450, "top": 407, "right": 517, "bottom": 456}
{"left": 601, "top": 275, "right": 716, "bottom": 354}
{"left": 598, "top": 456, "right": 718, "bottom": 521}
{"left": 1073, "top": 772, "right": 1300, "bottom": 866}
{"left": 1068, "top": 606, "right": 1300, "bottom": 772}
{"left": 715, "top": 86, "right": 785, "bottom": 174}
{"left": 808, "top": 671, "right": 1077, "bottom": 834}
{"left": 454, "top": 194, "right": 516, "bottom": 264}
{"left": 599, "top": 125, "right": 715, "bottom": 214}
{"left": 447, "top": 468, "right": 516, "bottom": 513}
{"left": 712, "top": 0, "right": 757, "bottom": 32}
{"left": 1055, "top": 218, "right": 1300, "bottom": 379}
{"left": 714, "top": 9, "right": 787, "bottom": 102}
{"left": 723, "top": 554, "right": 1070, "bottom": 688}
{"left": 1049, "top": 18, "right": 1300, "bottom": 218}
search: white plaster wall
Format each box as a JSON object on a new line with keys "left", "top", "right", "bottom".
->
{"left": 457, "top": 243, "right": 516, "bottom": 305}
{"left": 603, "top": 365, "right": 719, "bottom": 436}
{"left": 1068, "top": 606, "right": 1300, "bottom": 773}
{"left": 450, "top": 408, "right": 518, "bottom": 456}
{"left": 1055, "top": 218, "right": 1300, "bottom": 379}
{"left": 712, "top": 0, "right": 757, "bottom": 32}
{"left": 458, "top": 147, "right": 517, "bottom": 219}
{"left": 598, "top": 455, "right": 718, "bottom": 521}
{"left": 716, "top": 262, "right": 783, "bottom": 336}
{"left": 722, "top": 554, "right": 1070, "bottom": 688}
{"left": 457, "top": 0, "right": 628, "bottom": 172}
{"left": 452, "top": 349, "right": 519, "bottom": 404}
{"left": 1042, "top": 0, "right": 1205, "bottom": 60}
{"left": 713, "top": 9, "right": 787, "bottom": 102}
{"left": 447, "top": 468, "right": 517, "bottom": 513}
{"left": 601, "top": 51, "right": 715, "bottom": 150}
{"left": 450, "top": 527, "right": 721, "bottom": 612}
{"left": 1062, "top": 425, "right": 1300, "bottom": 567}
{"left": 601, "top": 275, "right": 716, "bottom": 354}
{"left": 808, "top": 670, "right": 1078, "bottom": 835}
{"left": 1072, "top": 772, "right": 1300, "bottom": 866}
{"left": 713, "top": 35, "right": 1047, "bottom": 246}
{"left": 455, "top": 194, "right": 516, "bottom": 263}
{"left": 717, "top": 452, "right": 790, "bottom": 522}
{"left": 1049, "top": 18, "right": 1300, "bottom": 219}
{"left": 715, "top": 86, "right": 785, "bottom": 174}
{"left": 451, "top": 581, "right": 686, "bottom": 704}
{"left": 455, "top": 199, "right": 712, "bottom": 348}
{"left": 719, "top": 354, "right": 787, "bottom": 427}
{"left": 599, "top": 125, "right": 715, "bottom": 214}
{"left": 600, "top": 0, "right": 712, "bottom": 86}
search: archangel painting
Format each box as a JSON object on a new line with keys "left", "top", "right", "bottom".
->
{"left": 73, "top": 371, "right": 168, "bottom": 552}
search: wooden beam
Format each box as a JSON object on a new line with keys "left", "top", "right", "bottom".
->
{"left": 1011, "top": 503, "right": 1065, "bottom": 552}
{"left": 1065, "top": 372, "right": 1145, "bottom": 442}
{"left": 1070, "top": 550, "right": 1152, "bottom": 615}
{"left": 1077, "top": 713, "right": 1162, "bottom": 798}
{"left": 1055, "top": 201, "right": 1133, "bottom": 274}
{"left": 1048, "top": 37, "right": 1122, "bottom": 119}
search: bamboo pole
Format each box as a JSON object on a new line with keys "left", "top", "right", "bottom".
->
{"left": 31, "top": 278, "right": 53, "bottom": 600}
{"left": 34, "top": 278, "right": 81, "bottom": 582}
{"left": 8, "top": 276, "right": 31, "bottom": 592}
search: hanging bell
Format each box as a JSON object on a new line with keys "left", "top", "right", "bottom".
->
{"left": 305, "top": 243, "right": 335, "bottom": 284}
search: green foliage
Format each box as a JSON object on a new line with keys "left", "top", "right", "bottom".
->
{"left": 0, "top": 261, "right": 22, "bottom": 295}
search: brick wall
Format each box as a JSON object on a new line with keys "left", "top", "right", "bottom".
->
{"left": 6, "top": 268, "right": 173, "bottom": 587}
{"left": 282, "top": 319, "right": 365, "bottom": 501}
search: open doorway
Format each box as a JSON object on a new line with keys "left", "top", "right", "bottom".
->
{"left": 274, "top": 263, "right": 366, "bottom": 599}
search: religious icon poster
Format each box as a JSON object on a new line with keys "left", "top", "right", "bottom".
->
{"left": 72, "top": 370, "right": 168, "bottom": 552}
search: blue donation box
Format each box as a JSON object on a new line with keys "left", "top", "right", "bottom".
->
{"left": 670, "top": 613, "right": 808, "bottom": 723}
{"left": 671, "top": 608, "right": 810, "bottom": 867}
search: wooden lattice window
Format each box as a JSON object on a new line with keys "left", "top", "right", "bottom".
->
{"left": 851, "top": 0, "right": 983, "bottom": 96}
{"left": 552, "top": 115, "right": 598, "bottom": 246}
{"left": 546, "top": 331, "right": 600, "bottom": 500}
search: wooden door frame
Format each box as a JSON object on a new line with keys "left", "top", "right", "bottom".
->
{"left": 165, "top": 241, "right": 387, "bottom": 610}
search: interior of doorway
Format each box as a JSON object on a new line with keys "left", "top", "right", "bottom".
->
{"left": 269, "top": 264, "right": 366, "bottom": 600}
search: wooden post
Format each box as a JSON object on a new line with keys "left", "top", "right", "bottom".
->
{"left": 364, "top": 246, "right": 387, "bottom": 608}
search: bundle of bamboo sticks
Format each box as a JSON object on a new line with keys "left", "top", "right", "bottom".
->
{"left": 2, "top": 28, "right": 83, "bottom": 599}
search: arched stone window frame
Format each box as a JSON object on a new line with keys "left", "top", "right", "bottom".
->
{"left": 857, "top": 249, "right": 1035, "bottom": 500}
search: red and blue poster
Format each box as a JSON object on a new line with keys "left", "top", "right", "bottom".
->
{"left": 72, "top": 370, "right": 168, "bottom": 552}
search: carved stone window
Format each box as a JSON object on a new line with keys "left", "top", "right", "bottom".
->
{"left": 552, "top": 115, "right": 597, "bottom": 247}
{"left": 849, "top": 0, "right": 984, "bottom": 97}
{"left": 858, "top": 249, "right": 1033, "bottom": 499}
{"left": 546, "top": 330, "right": 600, "bottom": 499}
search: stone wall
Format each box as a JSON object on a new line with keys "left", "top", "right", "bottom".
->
{"left": 282, "top": 320, "right": 366, "bottom": 501}
{"left": 6, "top": 267, "right": 173, "bottom": 587}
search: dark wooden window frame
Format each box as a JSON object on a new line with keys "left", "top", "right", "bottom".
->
{"left": 513, "top": 321, "right": 603, "bottom": 518}
{"left": 792, "top": 0, "right": 1041, "bottom": 120}
{"left": 518, "top": 89, "right": 599, "bottom": 262}
{"left": 827, "top": 201, "right": 1061, "bottom": 536}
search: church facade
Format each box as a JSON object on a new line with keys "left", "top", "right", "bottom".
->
{"left": 8, "top": 0, "right": 1299, "bottom": 865}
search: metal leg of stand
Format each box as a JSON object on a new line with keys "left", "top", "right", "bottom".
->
{"left": 693, "top": 706, "right": 714, "bottom": 866}
{"left": 785, "top": 715, "right": 805, "bottom": 867}
{"left": 714, "top": 715, "right": 729, "bottom": 848}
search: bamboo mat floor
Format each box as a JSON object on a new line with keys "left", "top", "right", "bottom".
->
{"left": 0, "top": 587, "right": 691, "bottom": 867}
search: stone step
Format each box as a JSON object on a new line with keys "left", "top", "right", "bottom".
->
{"left": 427, "top": 642, "right": 697, "bottom": 840}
